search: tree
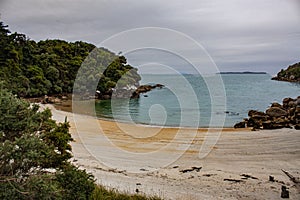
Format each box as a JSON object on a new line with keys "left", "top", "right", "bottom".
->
{"left": 0, "top": 89, "right": 95, "bottom": 199}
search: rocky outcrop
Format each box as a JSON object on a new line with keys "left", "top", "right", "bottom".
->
{"left": 96, "top": 84, "right": 164, "bottom": 100}
{"left": 272, "top": 62, "right": 300, "bottom": 82}
{"left": 234, "top": 96, "right": 300, "bottom": 130}
{"left": 41, "top": 95, "right": 69, "bottom": 104}
{"left": 131, "top": 84, "right": 164, "bottom": 99}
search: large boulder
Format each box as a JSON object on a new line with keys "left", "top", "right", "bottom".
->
{"left": 283, "top": 97, "right": 294, "bottom": 109}
{"left": 296, "top": 96, "right": 300, "bottom": 105}
{"left": 271, "top": 102, "right": 282, "bottom": 108}
{"left": 248, "top": 110, "right": 267, "bottom": 118}
{"left": 234, "top": 121, "right": 246, "bottom": 128}
{"left": 266, "top": 107, "right": 287, "bottom": 117}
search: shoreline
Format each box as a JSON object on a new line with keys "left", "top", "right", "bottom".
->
{"left": 41, "top": 103, "right": 300, "bottom": 200}
{"left": 50, "top": 99, "right": 242, "bottom": 130}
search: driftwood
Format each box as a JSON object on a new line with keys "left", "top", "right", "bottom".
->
{"left": 281, "top": 169, "right": 300, "bottom": 184}
{"left": 240, "top": 174, "right": 258, "bottom": 180}
{"left": 223, "top": 178, "right": 244, "bottom": 183}
{"left": 180, "top": 166, "right": 202, "bottom": 173}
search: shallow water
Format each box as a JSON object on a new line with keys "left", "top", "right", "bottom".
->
{"left": 94, "top": 74, "right": 299, "bottom": 127}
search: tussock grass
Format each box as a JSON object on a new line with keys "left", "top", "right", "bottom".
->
{"left": 91, "top": 185, "right": 163, "bottom": 200}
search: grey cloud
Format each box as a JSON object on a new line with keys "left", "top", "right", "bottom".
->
{"left": 0, "top": 0, "right": 299, "bottom": 74}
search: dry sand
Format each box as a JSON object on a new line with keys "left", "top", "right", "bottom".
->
{"left": 41, "top": 104, "right": 300, "bottom": 200}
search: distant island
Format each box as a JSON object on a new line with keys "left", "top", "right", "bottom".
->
{"left": 272, "top": 62, "right": 300, "bottom": 82}
{"left": 218, "top": 71, "right": 267, "bottom": 74}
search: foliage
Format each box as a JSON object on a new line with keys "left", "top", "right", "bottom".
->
{"left": 275, "top": 62, "right": 300, "bottom": 82}
{"left": 0, "top": 89, "right": 162, "bottom": 200}
{"left": 0, "top": 21, "right": 141, "bottom": 98}
{"left": 0, "top": 22, "right": 159, "bottom": 200}
{"left": 91, "top": 185, "right": 162, "bottom": 200}
{"left": 56, "top": 165, "right": 95, "bottom": 200}
{"left": 0, "top": 89, "right": 94, "bottom": 199}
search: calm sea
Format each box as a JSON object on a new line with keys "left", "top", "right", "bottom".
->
{"left": 94, "top": 74, "right": 300, "bottom": 128}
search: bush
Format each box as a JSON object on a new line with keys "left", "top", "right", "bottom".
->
{"left": 0, "top": 90, "right": 94, "bottom": 199}
{"left": 91, "top": 185, "right": 162, "bottom": 200}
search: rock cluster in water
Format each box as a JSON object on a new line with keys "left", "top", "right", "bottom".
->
{"left": 110, "top": 84, "right": 164, "bottom": 99}
{"left": 234, "top": 96, "right": 300, "bottom": 130}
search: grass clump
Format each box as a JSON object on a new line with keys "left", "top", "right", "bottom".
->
{"left": 91, "top": 185, "right": 163, "bottom": 200}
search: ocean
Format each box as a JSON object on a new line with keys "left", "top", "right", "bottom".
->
{"left": 94, "top": 74, "right": 300, "bottom": 128}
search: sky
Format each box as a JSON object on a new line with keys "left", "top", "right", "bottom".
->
{"left": 0, "top": 0, "right": 300, "bottom": 75}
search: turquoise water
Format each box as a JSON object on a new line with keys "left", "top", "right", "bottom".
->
{"left": 94, "top": 74, "right": 300, "bottom": 127}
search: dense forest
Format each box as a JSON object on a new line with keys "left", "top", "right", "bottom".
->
{"left": 0, "top": 22, "right": 141, "bottom": 98}
{"left": 272, "top": 62, "right": 300, "bottom": 82}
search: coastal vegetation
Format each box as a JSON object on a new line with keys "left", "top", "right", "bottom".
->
{"left": 0, "top": 21, "right": 141, "bottom": 99}
{"left": 0, "top": 22, "right": 161, "bottom": 199}
{"left": 0, "top": 89, "right": 162, "bottom": 199}
{"left": 272, "top": 62, "right": 300, "bottom": 82}
{"left": 0, "top": 89, "right": 94, "bottom": 199}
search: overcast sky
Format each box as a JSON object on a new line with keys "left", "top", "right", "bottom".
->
{"left": 1, "top": 0, "right": 300, "bottom": 75}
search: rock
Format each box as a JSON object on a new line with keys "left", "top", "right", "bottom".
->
{"left": 266, "top": 107, "right": 287, "bottom": 117}
{"left": 237, "top": 96, "right": 299, "bottom": 130}
{"left": 156, "top": 84, "right": 164, "bottom": 88}
{"left": 262, "top": 121, "right": 272, "bottom": 129}
{"left": 287, "top": 107, "right": 295, "bottom": 117}
{"left": 281, "top": 185, "right": 289, "bottom": 198}
{"left": 234, "top": 121, "right": 246, "bottom": 128}
{"left": 295, "top": 106, "right": 300, "bottom": 114}
{"left": 283, "top": 97, "right": 294, "bottom": 109}
{"left": 252, "top": 114, "right": 269, "bottom": 121}
{"left": 288, "top": 101, "right": 296, "bottom": 107}
{"left": 248, "top": 110, "right": 266, "bottom": 118}
{"left": 296, "top": 97, "right": 300, "bottom": 105}
{"left": 271, "top": 102, "right": 282, "bottom": 108}
{"left": 247, "top": 118, "right": 262, "bottom": 129}
{"left": 269, "top": 175, "right": 275, "bottom": 182}
{"left": 131, "top": 84, "right": 164, "bottom": 98}
{"left": 42, "top": 96, "right": 62, "bottom": 104}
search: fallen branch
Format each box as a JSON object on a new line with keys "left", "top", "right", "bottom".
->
{"left": 240, "top": 174, "right": 258, "bottom": 180}
{"left": 224, "top": 178, "right": 244, "bottom": 183}
{"left": 281, "top": 169, "right": 300, "bottom": 184}
{"left": 179, "top": 166, "right": 202, "bottom": 173}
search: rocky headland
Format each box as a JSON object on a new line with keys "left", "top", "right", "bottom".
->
{"left": 234, "top": 96, "right": 300, "bottom": 130}
{"left": 272, "top": 62, "right": 300, "bottom": 82}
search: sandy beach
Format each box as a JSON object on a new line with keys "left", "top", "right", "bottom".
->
{"left": 42, "top": 104, "right": 300, "bottom": 200}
